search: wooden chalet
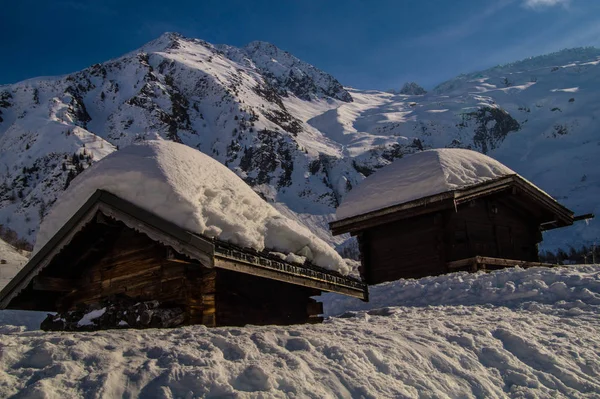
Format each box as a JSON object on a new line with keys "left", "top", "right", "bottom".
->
{"left": 0, "top": 190, "right": 366, "bottom": 329}
{"left": 331, "top": 153, "right": 592, "bottom": 285}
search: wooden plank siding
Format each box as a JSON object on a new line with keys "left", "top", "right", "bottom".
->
{"left": 363, "top": 212, "right": 446, "bottom": 284}
{"left": 185, "top": 266, "right": 216, "bottom": 326}
{"left": 358, "top": 194, "right": 547, "bottom": 285}
{"left": 446, "top": 198, "right": 541, "bottom": 263}
{"left": 215, "top": 269, "right": 323, "bottom": 326}
{"left": 9, "top": 217, "right": 328, "bottom": 327}
{"left": 54, "top": 226, "right": 196, "bottom": 314}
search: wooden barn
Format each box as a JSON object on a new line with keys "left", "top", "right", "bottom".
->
{"left": 0, "top": 190, "right": 366, "bottom": 330}
{"left": 330, "top": 149, "right": 592, "bottom": 285}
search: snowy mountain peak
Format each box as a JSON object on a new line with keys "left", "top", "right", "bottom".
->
{"left": 217, "top": 40, "right": 352, "bottom": 102}
{"left": 0, "top": 35, "right": 598, "bottom": 255}
{"left": 136, "top": 31, "right": 187, "bottom": 54}
{"left": 244, "top": 40, "right": 281, "bottom": 53}
{"left": 399, "top": 82, "right": 427, "bottom": 95}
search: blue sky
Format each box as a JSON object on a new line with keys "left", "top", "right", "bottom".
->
{"left": 2, "top": 0, "right": 599, "bottom": 89}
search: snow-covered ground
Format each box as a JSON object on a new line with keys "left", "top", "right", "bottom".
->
{"left": 0, "top": 238, "right": 27, "bottom": 291}
{"left": 320, "top": 264, "right": 600, "bottom": 316}
{"left": 1, "top": 265, "right": 599, "bottom": 397}
{"left": 0, "top": 238, "right": 48, "bottom": 337}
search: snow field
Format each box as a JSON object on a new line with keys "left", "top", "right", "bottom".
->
{"left": 1, "top": 266, "right": 599, "bottom": 397}
{"left": 1, "top": 305, "right": 598, "bottom": 398}
{"left": 0, "top": 239, "right": 27, "bottom": 292}
{"left": 320, "top": 264, "right": 600, "bottom": 316}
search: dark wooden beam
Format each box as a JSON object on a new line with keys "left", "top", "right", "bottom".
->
{"left": 331, "top": 199, "right": 452, "bottom": 235}
{"left": 166, "top": 248, "right": 199, "bottom": 265}
{"left": 213, "top": 257, "right": 367, "bottom": 300}
{"left": 166, "top": 258, "right": 198, "bottom": 265}
{"left": 447, "top": 256, "right": 556, "bottom": 271}
{"left": 574, "top": 213, "right": 595, "bottom": 222}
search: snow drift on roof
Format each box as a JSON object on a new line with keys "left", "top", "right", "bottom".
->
{"left": 336, "top": 148, "right": 516, "bottom": 220}
{"left": 35, "top": 140, "right": 350, "bottom": 274}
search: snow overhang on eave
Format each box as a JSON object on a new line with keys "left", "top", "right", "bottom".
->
{"left": 213, "top": 242, "right": 366, "bottom": 299}
{"left": 0, "top": 190, "right": 367, "bottom": 309}
{"left": 329, "top": 175, "right": 574, "bottom": 236}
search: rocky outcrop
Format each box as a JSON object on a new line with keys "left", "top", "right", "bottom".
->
{"left": 218, "top": 41, "right": 353, "bottom": 102}
{"left": 458, "top": 106, "right": 520, "bottom": 154}
{"left": 399, "top": 82, "right": 427, "bottom": 95}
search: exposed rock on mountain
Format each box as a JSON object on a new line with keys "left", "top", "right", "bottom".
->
{"left": 0, "top": 33, "right": 598, "bottom": 252}
{"left": 399, "top": 82, "right": 427, "bottom": 95}
{"left": 218, "top": 40, "right": 353, "bottom": 103}
{"left": 458, "top": 106, "right": 521, "bottom": 154}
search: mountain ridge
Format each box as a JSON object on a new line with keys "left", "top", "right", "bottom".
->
{"left": 0, "top": 32, "right": 598, "bottom": 254}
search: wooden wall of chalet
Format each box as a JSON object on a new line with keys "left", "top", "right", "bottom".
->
{"left": 27, "top": 221, "right": 213, "bottom": 322}
{"left": 11, "top": 216, "right": 324, "bottom": 327}
{"left": 358, "top": 195, "right": 543, "bottom": 285}
{"left": 359, "top": 212, "right": 445, "bottom": 284}
{"left": 215, "top": 269, "right": 322, "bottom": 326}
{"left": 446, "top": 197, "right": 541, "bottom": 263}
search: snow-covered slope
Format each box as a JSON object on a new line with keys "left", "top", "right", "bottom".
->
{"left": 0, "top": 238, "right": 27, "bottom": 291}
{"left": 0, "top": 239, "right": 42, "bottom": 329}
{"left": 321, "top": 264, "right": 600, "bottom": 316}
{"left": 0, "top": 33, "right": 598, "bottom": 253}
{"left": 2, "top": 265, "right": 600, "bottom": 397}
{"left": 36, "top": 140, "right": 350, "bottom": 273}
{"left": 216, "top": 41, "right": 353, "bottom": 102}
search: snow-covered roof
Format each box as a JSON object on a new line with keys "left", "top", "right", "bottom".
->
{"left": 336, "top": 148, "right": 516, "bottom": 220}
{"left": 35, "top": 140, "right": 350, "bottom": 275}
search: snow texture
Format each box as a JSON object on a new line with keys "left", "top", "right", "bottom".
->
{"left": 35, "top": 140, "right": 350, "bottom": 274}
{"left": 0, "top": 238, "right": 28, "bottom": 291}
{"left": 0, "top": 239, "right": 46, "bottom": 330}
{"left": 1, "top": 265, "right": 600, "bottom": 397}
{"left": 217, "top": 40, "right": 352, "bottom": 102}
{"left": 336, "top": 148, "right": 516, "bottom": 220}
{"left": 320, "top": 264, "right": 600, "bottom": 316}
{"left": 77, "top": 308, "right": 106, "bottom": 327}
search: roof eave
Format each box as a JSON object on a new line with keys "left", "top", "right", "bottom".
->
{"left": 330, "top": 175, "right": 575, "bottom": 235}
{"left": 330, "top": 191, "right": 456, "bottom": 235}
